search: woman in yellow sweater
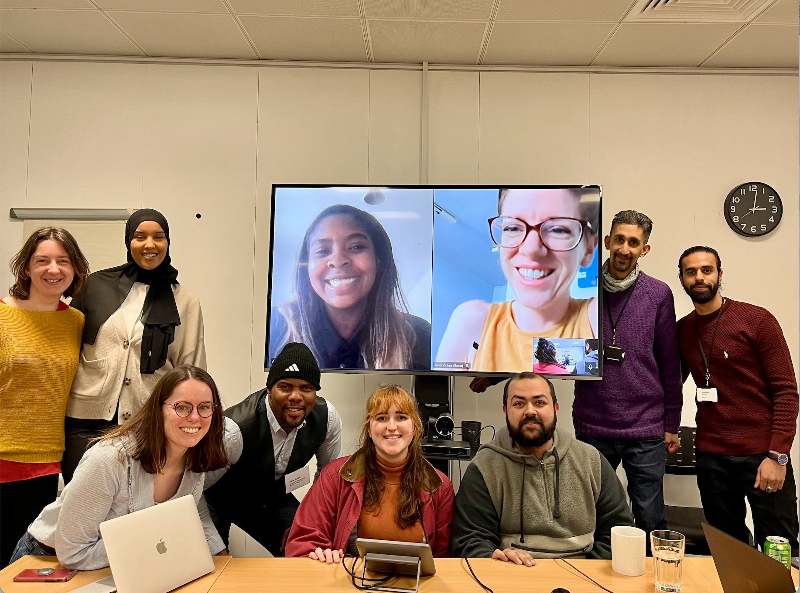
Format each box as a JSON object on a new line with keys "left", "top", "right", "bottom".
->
{"left": 0, "top": 227, "right": 89, "bottom": 568}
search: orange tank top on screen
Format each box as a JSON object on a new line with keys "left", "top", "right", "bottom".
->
{"left": 471, "top": 299, "right": 595, "bottom": 373}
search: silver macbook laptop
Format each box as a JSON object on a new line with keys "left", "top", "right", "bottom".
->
{"left": 73, "top": 494, "right": 214, "bottom": 593}
{"left": 702, "top": 522, "right": 795, "bottom": 593}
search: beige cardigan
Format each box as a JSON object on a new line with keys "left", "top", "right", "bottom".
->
{"left": 66, "top": 284, "right": 206, "bottom": 422}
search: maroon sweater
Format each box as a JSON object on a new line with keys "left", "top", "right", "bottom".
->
{"left": 678, "top": 299, "right": 798, "bottom": 455}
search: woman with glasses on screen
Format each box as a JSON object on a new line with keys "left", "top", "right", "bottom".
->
{"left": 285, "top": 384, "right": 454, "bottom": 563}
{"left": 270, "top": 204, "right": 431, "bottom": 370}
{"left": 436, "top": 187, "right": 599, "bottom": 373}
{"left": 62, "top": 209, "right": 206, "bottom": 485}
{"left": 0, "top": 227, "right": 89, "bottom": 569}
{"left": 10, "top": 365, "right": 234, "bottom": 570}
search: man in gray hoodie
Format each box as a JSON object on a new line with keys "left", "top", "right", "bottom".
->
{"left": 452, "top": 372, "right": 633, "bottom": 565}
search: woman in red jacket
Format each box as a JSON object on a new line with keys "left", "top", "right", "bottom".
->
{"left": 285, "top": 384, "right": 454, "bottom": 563}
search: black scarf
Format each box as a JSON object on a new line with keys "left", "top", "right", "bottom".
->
{"left": 72, "top": 209, "right": 180, "bottom": 374}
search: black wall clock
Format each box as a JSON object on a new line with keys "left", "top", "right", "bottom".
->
{"left": 724, "top": 182, "right": 782, "bottom": 237}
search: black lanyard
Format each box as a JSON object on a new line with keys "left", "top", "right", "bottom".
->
{"left": 695, "top": 298, "right": 725, "bottom": 387}
{"left": 604, "top": 276, "right": 640, "bottom": 345}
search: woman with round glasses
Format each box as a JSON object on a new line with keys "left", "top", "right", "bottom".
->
{"left": 62, "top": 209, "right": 206, "bottom": 485}
{"left": 270, "top": 204, "right": 431, "bottom": 370}
{"left": 285, "top": 384, "right": 454, "bottom": 562}
{"left": 436, "top": 187, "right": 599, "bottom": 373}
{"left": 10, "top": 365, "right": 233, "bottom": 570}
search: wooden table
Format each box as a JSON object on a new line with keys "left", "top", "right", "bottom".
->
{"left": 0, "top": 555, "right": 230, "bottom": 593}
{"left": 2, "top": 556, "right": 796, "bottom": 593}
{"left": 204, "top": 556, "right": 746, "bottom": 593}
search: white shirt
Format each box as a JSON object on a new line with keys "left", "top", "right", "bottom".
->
{"left": 266, "top": 402, "right": 342, "bottom": 478}
{"left": 120, "top": 282, "right": 147, "bottom": 339}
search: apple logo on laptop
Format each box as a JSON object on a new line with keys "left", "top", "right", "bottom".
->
{"left": 156, "top": 539, "right": 167, "bottom": 554}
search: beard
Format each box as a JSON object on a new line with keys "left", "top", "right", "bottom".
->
{"left": 611, "top": 254, "right": 633, "bottom": 273}
{"left": 507, "top": 413, "right": 557, "bottom": 449}
{"left": 683, "top": 280, "right": 719, "bottom": 304}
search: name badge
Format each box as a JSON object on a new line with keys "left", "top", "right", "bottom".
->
{"left": 604, "top": 345, "right": 626, "bottom": 362}
{"left": 696, "top": 387, "right": 718, "bottom": 403}
{"left": 284, "top": 466, "right": 311, "bottom": 494}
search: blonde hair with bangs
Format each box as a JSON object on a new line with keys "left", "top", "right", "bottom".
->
{"left": 360, "top": 384, "right": 423, "bottom": 447}
{"left": 358, "top": 384, "right": 428, "bottom": 529}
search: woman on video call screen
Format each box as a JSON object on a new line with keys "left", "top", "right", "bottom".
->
{"left": 269, "top": 192, "right": 432, "bottom": 371}
{"left": 434, "top": 187, "right": 599, "bottom": 373}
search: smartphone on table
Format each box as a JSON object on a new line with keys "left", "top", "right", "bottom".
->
{"left": 14, "top": 567, "right": 78, "bottom": 582}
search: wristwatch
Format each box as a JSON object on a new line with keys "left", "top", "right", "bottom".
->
{"left": 767, "top": 451, "right": 789, "bottom": 466}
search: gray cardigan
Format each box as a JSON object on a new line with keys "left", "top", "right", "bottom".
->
{"left": 27, "top": 421, "right": 238, "bottom": 570}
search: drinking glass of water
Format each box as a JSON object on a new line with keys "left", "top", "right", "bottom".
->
{"left": 650, "top": 530, "right": 685, "bottom": 592}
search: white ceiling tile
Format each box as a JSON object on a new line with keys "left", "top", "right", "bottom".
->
{"left": 364, "top": 0, "right": 493, "bottom": 20}
{"left": 496, "top": 0, "right": 635, "bottom": 22}
{"left": 0, "top": 9, "right": 144, "bottom": 54}
{"left": 229, "top": 0, "right": 359, "bottom": 17}
{"left": 0, "top": 29, "right": 31, "bottom": 51}
{"left": 109, "top": 11, "right": 255, "bottom": 59}
{"left": 754, "top": 0, "right": 798, "bottom": 24}
{"left": 96, "top": 0, "right": 226, "bottom": 12}
{"left": 703, "top": 23, "right": 798, "bottom": 67}
{"left": 369, "top": 20, "right": 485, "bottom": 64}
{"left": 240, "top": 15, "right": 366, "bottom": 61}
{"left": 0, "top": 0, "right": 92, "bottom": 8}
{"left": 484, "top": 22, "right": 616, "bottom": 65}
{"left": 594, "top": 22, "right": 741, "bottom": 66}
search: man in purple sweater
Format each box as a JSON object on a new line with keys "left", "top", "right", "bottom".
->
{"left": 573, "top": 210, "right": 683, "bottom": 542}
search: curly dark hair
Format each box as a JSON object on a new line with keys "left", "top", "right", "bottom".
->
{"left": 534, "top": 338, "right": 559, "bottom": 365}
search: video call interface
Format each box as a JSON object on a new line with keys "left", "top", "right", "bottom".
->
{"left": 266, "top": 185, "right": 602, "bottom": 378}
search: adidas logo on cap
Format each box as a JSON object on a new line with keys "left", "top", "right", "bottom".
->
{"left": 285, "top": 363, "right": 300, "bottom": 372}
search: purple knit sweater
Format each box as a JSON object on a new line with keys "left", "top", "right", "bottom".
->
{"left": 573, "top": 272, "right": 683, "bottom": 439}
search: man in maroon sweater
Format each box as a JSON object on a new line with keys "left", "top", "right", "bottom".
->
{"left": 677, "top": 246, "right": 799, "bottom": 554}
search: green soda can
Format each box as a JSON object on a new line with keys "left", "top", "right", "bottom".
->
{"left": 764, "top": 536, "right": 791, "bottom": 570}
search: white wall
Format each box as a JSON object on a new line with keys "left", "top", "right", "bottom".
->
{"left": 1, "top": 59, "right": 796, "bottom": 551}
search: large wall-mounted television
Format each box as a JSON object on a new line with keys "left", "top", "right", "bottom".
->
{"left": 266, "top": 185, "right": 603, "bottom": 379}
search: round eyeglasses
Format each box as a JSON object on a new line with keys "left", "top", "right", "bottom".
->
{"left": 164, "top": 401, "right": 215, "bottom": 418}
{"left": 488, "top": 216, "right": 592, "bottom": 251}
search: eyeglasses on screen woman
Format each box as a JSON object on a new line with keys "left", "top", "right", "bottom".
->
{"left": 163, "top": 401, "right": 216, "bottom": 418}
{"left": 488, "top": 216, "right": 593, "bottom": 251}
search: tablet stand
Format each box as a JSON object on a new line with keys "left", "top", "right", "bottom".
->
{"left": 360, "top": 553, "right": 422, "bottom": 593}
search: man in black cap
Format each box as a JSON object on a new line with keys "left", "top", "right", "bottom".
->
{"left": 204, "top": 342, "right": 342, "bottom": 556}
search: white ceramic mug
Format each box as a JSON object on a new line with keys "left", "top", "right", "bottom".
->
{"left": 611, "top": 525, "right": 646, "bottom": 576}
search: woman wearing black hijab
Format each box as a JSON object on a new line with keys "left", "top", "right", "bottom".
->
{"left": 61, "top": 209, "right": 206, "bottom": 484}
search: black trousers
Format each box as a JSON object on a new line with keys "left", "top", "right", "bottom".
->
{"left": 207, "top": 492, "right": 300, "bottom": 557}
{"left": 62, "top": 416, "right": 116, "bottom": 485}
{"left": 696, "top": 450, "right": 799, "bottom": 555}
{"left": 0, "top": 474, "right": 59, "bottom": 568}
